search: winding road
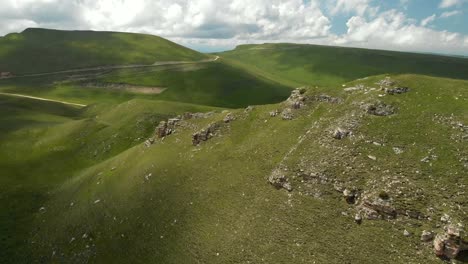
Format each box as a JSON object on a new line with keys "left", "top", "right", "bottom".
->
{"left": 5, "top": 56, "right": 220, "bottom": 79}
{"left": 0, "top": 92, "right": 86, "bottom": 107}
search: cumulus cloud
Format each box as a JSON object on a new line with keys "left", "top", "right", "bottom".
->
{"left": 335, "top": 10, "right": 468, "bottom": 54}
{"left": 0, "top": 0, "right": 466, "bottom": 55}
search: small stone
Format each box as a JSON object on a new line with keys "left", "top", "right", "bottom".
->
{"left": 354, "top": 213, "right": 362, "bottom": 224}
{"left": 421, "top": 230, "right": 434, "bottom": 242}
{"left": 404, "top": 230, "right": 411, "bottom": 237}
{"left": 94, "top": 199, "right": 101, "bottom": 204}
{"left": 368, "top": 155, "right": 377, "bottom": 161}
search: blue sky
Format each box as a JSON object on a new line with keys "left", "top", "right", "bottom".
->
{"left": 0, "top": 0, "right": 467, "bottom": 55}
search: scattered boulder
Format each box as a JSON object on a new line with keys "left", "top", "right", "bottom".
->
{"left": 386, "top": 87, "right": 410, "bottom": 95}
{"left": 434, "top": 225, "right": 468, "bottom": 259}
{"left": 343, "top": 189, "right": 359, "bottom": 204}
{"left": 377, "top": 77, "right": 396, "bottom": 87}
{"left": 354, "top": 213, "right": 362, "bottom": 224}
{"left": 281, "top": 108, "right": 294, "bottom": 120}
{"left": 192, "top": 123, "right": 219, "bottom": 146}
{"left": 144, "top": 138, "right": 155, "bottom": 147}
{"left": 268, "top": 170, "right": 293, "bottom": 191}
{"left": 393, "top": 147, "right": 404, "bottom": 155}
{"left": 344, "top": 84, "right": 364, "bottom": 92}
{"left": 366, "top": 102, "right": 395, "bottom": 116}
{"left": 155, "top": 118, "right": 181, "bottom": 138}
{"left": 421, "top": 230, "right": 435, "bottom": 242}
{"left": 269, "top": 109, "right": 279, "bottom": 117}
{"left": 223, "top": 113, "right": 235, "bottom": 123}
{"left": 245, "top": 106, "right": 255, "bottom": 113}
{"left": 332, "top": 128, "right": 351, "bottom": 139}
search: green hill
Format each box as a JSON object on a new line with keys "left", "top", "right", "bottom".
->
{"left": 3, "top": 74, "right": 464, "bottom": 263}
{"left": 218, "top": 43, "right": 468, "bottom": 87}
{"left": 1, "top": 29, "right": 468, "bottom": 263}
{"left": 0, "top": 28, "right": 207, "bottom": 74}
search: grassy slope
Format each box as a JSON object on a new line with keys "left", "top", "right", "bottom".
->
{"left": 0, "top": 28, "right": 207, "bottom": 74}
{"left": 0, "top": 96, "right": 217, "bottom": 263}
{"left": 218, "top": 43, "right": 468, "bottom": 87}
{"left": 0, "top": 61, "right": 292, "bottom": 108}
{"left": 19, "top": 74, "right": 468, "bottom": 263}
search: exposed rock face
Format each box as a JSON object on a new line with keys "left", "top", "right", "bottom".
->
{"left": 183, "top": 112, "right": 214, "bottom": 120}
{"left": 434, "top": 225, "right": 468, "bottom": 259}
{"left": 315, "top": 94, "right": 342, "bottom": 104}
{"left": 155, "top": 118, "right": 181, "bottom": 138}
{"left": 332, "top": 128, "right": 351, "bottom": 139}
{"left": 366, "top": 102, "right": 395, "bottom": 116}
{"left": 192, "top": 123, "right": 219, "bottom": 146}
{"left": 287, "top": 88, "right": 307, "bottom": 109}
{"left": 281, "top": 108, "right": 293, "bottom": 120}
{"left": 386, "top": 87, "right": 410, "bottom": 95}
{"left": 268, "top": 169, "right": 293, "bottom": 191}
{"left": 223, "top": 113, "right": 235, "bottom": 123}
{"left": 377, "top": 77, "right": 396, "bottom": 87}
{"left": 358, "top": 197, "right": 397, "bottom": 220}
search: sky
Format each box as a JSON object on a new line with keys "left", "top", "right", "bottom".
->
{"left": 0, "top": 0, "right": 467, "bottom": 55}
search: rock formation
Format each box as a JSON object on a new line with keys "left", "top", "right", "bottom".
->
{"left": 192, "top": 123, "right": 219, "bottom": 146}
{"left": 268, "top": 169, "right": 293, "bottom": 191}
{"left": 366, "top": 102, "right": 395, "bottom": 116}
{"left": 434, "top": 225, "right": 468, "bottom": 259}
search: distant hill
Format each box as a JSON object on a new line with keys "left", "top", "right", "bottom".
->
{"left": 0, "top": 28, "right": 207, "bottom": 74}
{"left": 219, "top": 43, "right": 468, "bottom": 87}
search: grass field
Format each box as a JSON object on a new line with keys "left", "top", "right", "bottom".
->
{"left": 1, "top": 29, "right": 468, "bottom": 263}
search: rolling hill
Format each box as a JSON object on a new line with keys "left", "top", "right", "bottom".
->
{"left": 1, "top": 28, "right": 468, "bottom": 263}
{"left": 218, "top": 43, "right": 468, "bottom": 87}
{"left": 0, "top": 28, "right": 207, "bottom": 74}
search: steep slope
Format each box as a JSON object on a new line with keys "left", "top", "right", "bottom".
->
{"left": 219, "top": 43, "right": 468, "bottom": 87}
{"left": 0, "top": 28, "right": 207, "bottom": 74}
{"left": 24, "top": 74, "right": 468, "bottom": 263}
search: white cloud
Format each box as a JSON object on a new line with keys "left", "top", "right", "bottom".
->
{"left": 335, "top": 10, "right": 468, "bottom": 54}
{"left": 421, "top": 14, "right": 436, "bottom": 26}
{"left": 0, "top": 0, "right": 467, "bottom": 55}
{"left": 439, "top": 0, "right": 467, "bottom": 8}
{"left": 440, "top": 10, "right": 462, "bottom": 18}
{"left": 328, "top": 0, "right": 378, "bottom": 16}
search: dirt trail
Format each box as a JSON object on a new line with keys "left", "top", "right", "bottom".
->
{"left": 7, "top": 56, "right": 220, "bottom": 79}
{"left": 0, "top": 92, "right": 86, "bottom": 107}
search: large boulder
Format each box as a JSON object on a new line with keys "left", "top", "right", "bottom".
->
{"left": 268, "top": 169, "right": 293, "bottom": 192}
{"left": 192, "top": 123, "right": 219, "bottom": 146}
{"left": 434, "top": 225, "right": 468, "bottom": 259}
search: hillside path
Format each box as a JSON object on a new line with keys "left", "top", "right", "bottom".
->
{"left": 0, "top": 92, "right": 86, "bottom": 107}
{"left": 6, "top": 56, "right": 220, "bottom": 79}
